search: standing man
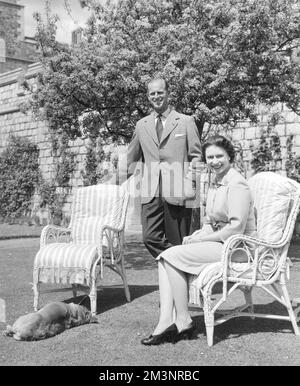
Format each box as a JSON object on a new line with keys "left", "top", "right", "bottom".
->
{"left": 127, "top": 78, "right": 201, "bottom": 258}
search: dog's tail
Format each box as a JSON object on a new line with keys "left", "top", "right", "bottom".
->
{"left": 3, "top": 325, "right": 14, "bottom": 337}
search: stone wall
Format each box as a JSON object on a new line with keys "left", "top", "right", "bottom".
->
{"left": 224, "top": 104, "right": 300, "bottom": 178}
{"left": 0, "top": 63, "right": 142, "bottom": 229}
{"left": 0, "top": 62, "right": 300, "bottom": 228}
{"left": 0, "top": 0, "right": 38, "bottom": 73}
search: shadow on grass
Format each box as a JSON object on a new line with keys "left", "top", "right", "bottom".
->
{"left": 289, "top": 239, "right": 300, "bottom": 263}
{"left": 65, "top": 284, "right": 158, "bottom": 315}
{"left": 191, "top": 300, "right": 298, "bottom": 346}
{"left": 124, "top": 242, "right": 156, "bottom": 270}
{"left": 124, "top": 239, "right": 300, "bottom": 268}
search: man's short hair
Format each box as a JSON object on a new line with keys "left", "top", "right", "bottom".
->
{"left": 147, "top": 78, "right": 169, "bottom": 93}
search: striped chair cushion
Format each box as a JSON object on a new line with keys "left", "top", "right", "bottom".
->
{"left": 248, "top": 172, "right": 297, "bottom": 243}
{"left": 70, "top": 184, "right": 126, "bottom": 244}
{"left": 34, "top": 243, "right": 98, "bottom": 285}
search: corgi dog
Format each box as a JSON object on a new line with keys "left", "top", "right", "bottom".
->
{"left": 3, "top": 301, "right": 98, "bottom": 341}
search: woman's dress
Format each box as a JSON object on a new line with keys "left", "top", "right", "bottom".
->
{"left": 157, "top": 168, "right": 257, "bottom": 274}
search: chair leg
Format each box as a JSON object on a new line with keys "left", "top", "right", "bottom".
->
{"left": 292, "top": 298, "right": 300, "bottom": 323}
{"left": 242, "top": 287, "right": 254, "bottom": 319}
{"left": 280, "top": 281, "right": 300, "bottom": 335}
{"left": 122, "top": 274, "right": 131, "bottom": 303}
{"left": 204, "top": 311, "right": 215, "bottom": 347}
{"left": 205, "top": 323, "right": 214, "bottom": 347}
{"left": 33, "top": 282, "right": 40, "bottom": 312}
{"left": 203, "top": 294, "right": 215, "bottom": 347}
{"left": 115, "top": 254, "right": 131, "bottom": 302}
{"left": 172, "top": 305, "right": 177, "bottom": 323}
{"left": 72, "top": 284, "right": 78, "bottom": 298}
{"left": 89, "top": 281, "right": 97, "bottom": 317}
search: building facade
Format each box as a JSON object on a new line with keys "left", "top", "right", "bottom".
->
{"left": 0, "top": 0, "right": 39, "bottom": 74}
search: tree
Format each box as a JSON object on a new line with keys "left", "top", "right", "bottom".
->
{"left": 25, "top": 0, "right": 300, "bottom": 143}
{"left": 0, "top": 136, "right": 40, "bottom": 219}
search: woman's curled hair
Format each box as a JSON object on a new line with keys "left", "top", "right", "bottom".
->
{"left": 201, "top": 135, "right": 235, "bottom": 163}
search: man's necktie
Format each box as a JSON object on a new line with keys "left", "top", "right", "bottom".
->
{"left": 156, "top": 114, "right": 163, "bottom": 142}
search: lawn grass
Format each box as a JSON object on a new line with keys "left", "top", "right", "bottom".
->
{"left": 0, "top": 237, "right": 300, "bottom": 366}
{"left": 0, "top": 224, "right": 43, "bottom": 239}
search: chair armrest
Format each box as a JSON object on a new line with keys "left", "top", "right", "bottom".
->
{"left": 220, "top": 234, "right": 289, "bottom": 290}
{"left": 102, "top": 224, "right": 125, "bottom": 233}
{"left": 100, "top": 225, "right": 125, "bottom": 265}
{"left": 40, "top": 225, "right": 71, "bottom": 247}
{"left": 223, "top": 233, "right": 288, "bottom": 251}
{"left": 222, "top": 234, "right": 287, "bottom": 264}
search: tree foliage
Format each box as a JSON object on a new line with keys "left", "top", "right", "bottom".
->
{"left": 26, "top": 0, "right": 300, "bottom": 142}
{"left": 0, "top": 136, "right": 40, "bottom": 219}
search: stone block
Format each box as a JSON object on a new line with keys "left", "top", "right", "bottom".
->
{"left": 39, "top": 164, "right": 50, "bottom": 173}
{"left": 293, "top": 114, "right": 300, "bottom": 123}
{"left": 79, "top": 146, "right": 87, "bottom": 155}
{"left": 280, "top": 146, "right": 288, "bottom": 158}
{"left": 244, "top": 127, "right": 258, "bottom": 140}
{"left": 40, "top": 148, "right": 52, "bottom": 158}
{"left": 273, "top": 124, "right": 286, "bottom": 137}
{"left": 293, "top": 146, "right": 300, "bottom": 156}
{"left": 71, "top": 138, "right": 84, "bottom": 147}
{"left": 286, "top": 123, "right": 300, "bottom": 135}
{"left": 239, "top": 139, "right": 251, "bottom": 150}
{"left": 75, "top": 154, "right": 83, "bottom": 163}
{"left": 236, "top": 120, "right": 251, "bottom": 129}
{"left": 231, "top": 128, "right": 244, "bottom": 141}
{"left": 259, "top": 114, "right": 269, "bottom": 124}
{"left": 70, "top": 145, "right": 79, "bottom": 154}
{"left": 249, "top": 139, "right": 260, "bottom": 149}
{"left": 62, "top": 202, "right": 71, "bottom": 213}
{"left": 65, "top": 195, "right": 73, "bottom": 204}
{"left": 41, "top": 171, "right": 52, "bottom": 180}
{"left": 38, "top": 141, "right": 52, "bottom": 150}
{"left": 259, "top": 104, "right": 270, "bottom": 114}
{"left": 283, "top": 111, "right": 297, "bottom": 123}
{"left": 294, "top": 135, "right": 300, "bottom": 147}
{"left": 39, "top": 157, "right": 52, "bottom": 166}
{"left": 280, "top": 137, "right": 287, "bottom": 148}
{"left": 282, "top": 103, "right": 291, "bottom": 112}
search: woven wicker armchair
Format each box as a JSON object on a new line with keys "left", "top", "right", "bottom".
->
{"left": 33, "top": 184, "right": 130, "bottom": 316}
{"left": 188, "top": 172, "right": 300, "bottom": 346}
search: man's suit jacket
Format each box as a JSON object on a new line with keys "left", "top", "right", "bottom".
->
{"left": 127, "top": 109, "right": 202, "bottom": 205}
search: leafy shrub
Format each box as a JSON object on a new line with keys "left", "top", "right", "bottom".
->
{"left": 0, "top": 136, "right": 40, "bottom": 219}
{"left": 286, "top": 135, "right": 300, "bottom": 183}
{"left": 250, "top": 127, "right": 282, "bottom": 174}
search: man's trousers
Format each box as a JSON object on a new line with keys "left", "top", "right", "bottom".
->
{"left": 141, "top": 196, "right": 192, "bottom": 258}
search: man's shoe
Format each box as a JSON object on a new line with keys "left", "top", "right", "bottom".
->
{"left": 141, "top": 324, "right": 177, "bottom": 346}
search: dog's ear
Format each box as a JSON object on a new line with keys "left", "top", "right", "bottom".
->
{"left": 68, "top": 303, "right": 79, "bottom": 318}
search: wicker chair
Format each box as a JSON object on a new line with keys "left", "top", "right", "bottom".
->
{"left": 33, "top": 184, "right": 130, "bottom": 316}
{"left": 188, "top": 172, "right": 300, "bottom": 346}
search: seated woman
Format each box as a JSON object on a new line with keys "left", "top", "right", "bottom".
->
{"left": 141, "top": 135, "right": 257, "bottom": 345}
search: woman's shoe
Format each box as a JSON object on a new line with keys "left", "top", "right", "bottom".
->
{"left": 173, "top": 321, "right": 196, "bottom": 343}
{"left": 141, "top": 324, "right": 177, "bottom": 346}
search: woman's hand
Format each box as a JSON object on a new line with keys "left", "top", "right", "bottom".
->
{"left": 182, "top": 231, "right": 203, "bottom": 245}
{"left": 182, "top": 235, "right": 193, "bottom": 245}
